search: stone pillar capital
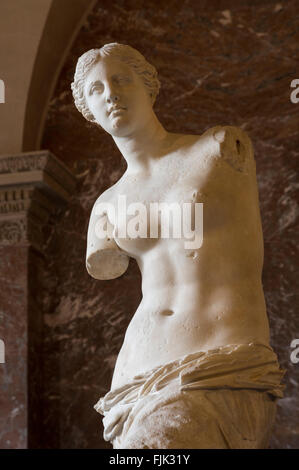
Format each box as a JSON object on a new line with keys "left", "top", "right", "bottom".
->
{"left": 0, "top": 151, "right": 76, "bottom": 250}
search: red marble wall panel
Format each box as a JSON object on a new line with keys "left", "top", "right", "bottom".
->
{"left": 0, "top": 246, "right": 28, "bottom": 448}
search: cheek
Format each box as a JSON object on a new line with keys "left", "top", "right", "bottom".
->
{"left": 89, "top": 96, "right": 106, "bottom": 117}
{"left": 132, "top": 95, "right": 152, "bottom": 118}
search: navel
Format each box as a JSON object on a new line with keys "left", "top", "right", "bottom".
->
{"left": 160, "top": 309, "right": 174, "bottom": 316}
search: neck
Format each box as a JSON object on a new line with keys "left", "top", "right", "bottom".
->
{"left": 112, "top": 113, "right": 170, "bottom": 173}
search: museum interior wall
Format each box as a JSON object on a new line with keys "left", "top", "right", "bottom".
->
{"left": 0, "top": 0, "right": 298, "bottom": 448}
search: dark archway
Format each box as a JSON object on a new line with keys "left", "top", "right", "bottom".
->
{"left": 23, "top": 0, "right": 96, "bottom": 152}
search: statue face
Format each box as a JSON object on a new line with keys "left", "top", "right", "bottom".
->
{"left": 84, "top": 57, "right": 153, "bottom": 137}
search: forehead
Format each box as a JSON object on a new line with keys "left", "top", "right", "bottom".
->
{"left": 85, "top": 57, "right": 133, "bottom": 83}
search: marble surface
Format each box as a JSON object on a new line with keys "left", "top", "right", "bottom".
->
{"left": 0, "top": 246, "right": 28, "bottom": 448}
{"left": 40, "top": 0, "right": 299, "bottom": 448}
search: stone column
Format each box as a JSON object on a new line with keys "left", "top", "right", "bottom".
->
{"left": 0, "top": 151, "right": 76, "bottom": 448}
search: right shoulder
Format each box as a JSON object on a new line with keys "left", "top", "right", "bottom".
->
{"left": 91, "top": 170, "right": 128, "bottom": 209}
{"left": 90, "top": 177, "right": 122, "bottom": 221}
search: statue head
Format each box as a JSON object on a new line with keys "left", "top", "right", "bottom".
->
{"left": 71, "top": 43, "right": 160, "bottom": 134}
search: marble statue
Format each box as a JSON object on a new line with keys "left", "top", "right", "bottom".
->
{"left": 71, "top": 43, "right": 284, "bottom": 449}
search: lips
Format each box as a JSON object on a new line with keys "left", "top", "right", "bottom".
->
{"left": 108, "top": 106, "right": 127, "bottom": 116}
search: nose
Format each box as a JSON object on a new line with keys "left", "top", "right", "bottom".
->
{"left": 105, "top": 83, "right": 120, "bottom": 104}
{"left": 107, "top": 94, "right": 119, "bottom": 103}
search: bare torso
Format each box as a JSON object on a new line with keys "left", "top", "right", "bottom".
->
{"left": 86, "top": 126, "right": 270, "bottom": 390}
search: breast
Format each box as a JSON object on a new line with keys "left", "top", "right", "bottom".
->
{"left": 111, "top": 181, "right": 207, "bottom": 258}
{"left": 108, "top": 143, "right": 256, "bottom": 259}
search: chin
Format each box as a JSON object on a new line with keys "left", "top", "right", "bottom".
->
{"left": 109, "top": 121, "right": 135, "bottom": 138}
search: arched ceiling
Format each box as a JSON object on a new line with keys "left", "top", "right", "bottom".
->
{"left": 0, "top": 0, "right": 96, "bottom": 155}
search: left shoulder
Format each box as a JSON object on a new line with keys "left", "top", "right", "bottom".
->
{"left": 197, "top": 125, "right": 255, "bottom": 173}
{"left": 200, "top": 125, "right": 253, "bottom": 145}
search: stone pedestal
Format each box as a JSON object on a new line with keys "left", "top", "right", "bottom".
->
{"left": 0, "top": 151, "right": 76, "bottom": 448}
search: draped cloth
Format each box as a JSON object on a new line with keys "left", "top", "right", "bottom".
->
{"left": 94, "top": 343, "right": 285, "bottom": 449}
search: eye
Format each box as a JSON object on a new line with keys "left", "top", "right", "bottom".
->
{"left": 89, "top": 82, "right": 104, "bottom": 95}
{"left": 114, "top": 76, "right": 132, "bottom": 85}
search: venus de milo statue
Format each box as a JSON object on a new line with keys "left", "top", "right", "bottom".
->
{"left": 71, "top": 43, "right": 284, "bottom": 449}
